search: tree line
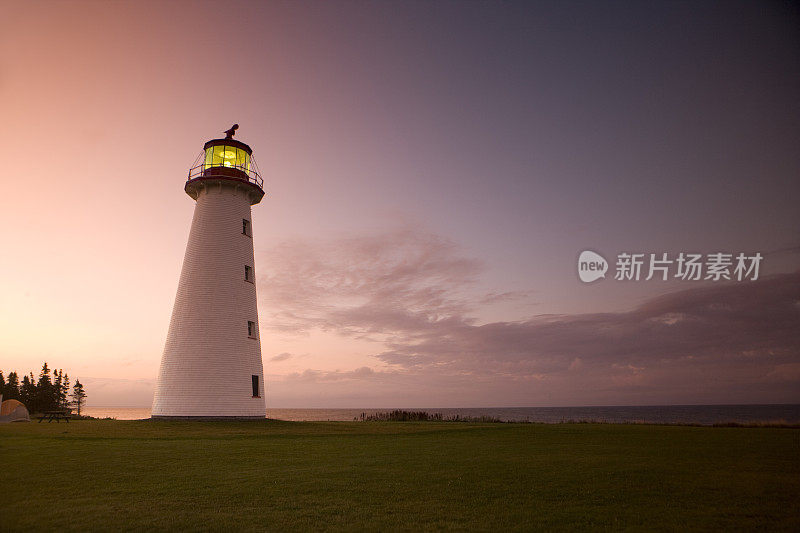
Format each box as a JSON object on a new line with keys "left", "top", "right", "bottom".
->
{"left": 0, "top": 362, "right": 87, "bottom": 415}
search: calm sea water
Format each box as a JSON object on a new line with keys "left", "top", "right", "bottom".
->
{"left": 83, "top": 404, "right": 800, "bottom": 424}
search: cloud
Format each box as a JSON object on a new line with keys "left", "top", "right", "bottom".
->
{"left": 270, "top": 352, "right": 292, "bottom": 362}
{"left": 259, "top": 228, "right": 800, "bottom": 405}
{"left": 284, "top": 367, "right": 378, "bottom": 383}
{"left": 373, "top": 273, "right": 800, "bottom": 402}
{"left": 258, "top": 227, "right": 485, "bottom": 337}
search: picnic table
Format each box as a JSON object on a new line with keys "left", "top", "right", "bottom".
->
{"left": 38, "top": 410, "right": 71, "bottom": 423}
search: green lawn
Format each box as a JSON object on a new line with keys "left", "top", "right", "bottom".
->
{"left": 0, "top": 420, "right": 797, "bottom": 531}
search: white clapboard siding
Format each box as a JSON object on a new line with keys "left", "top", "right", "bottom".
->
{"left": 152, "top": 182, "right": 266, "bottom": 418}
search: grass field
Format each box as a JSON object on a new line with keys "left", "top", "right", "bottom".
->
{"left": 1, "top": 420, "right": 798, "bottom": 531}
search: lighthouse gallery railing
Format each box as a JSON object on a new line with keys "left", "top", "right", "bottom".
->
{"left": 187, "top": 164, "right": 264, "bottom": 190}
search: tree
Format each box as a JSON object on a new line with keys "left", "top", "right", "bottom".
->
{"left": 2, "top": 364, "right": 78, "bottom": 412}
{"left": 54, "top": 370, "right": 62, "bottom": 407}
{"left": 61, "top": 373, "right": 71, "bottom": 409}
{"left": 4, "top": 372, "right": 20, "bottom": 401}
{"left": 71, "top": 380, "right": 87, "bottom": 416}
{"left": 53, "top": 369, "right": 70, "bottom": 409}
{"left": 21, "top": 373, "right": 36, "bottom": 410}
{"left": 37, "top": 362, "right": 55, "bottom": 411}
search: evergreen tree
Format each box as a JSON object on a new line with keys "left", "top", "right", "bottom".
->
{"left": 54, "top": 370, "right": 63, "bottom": 407}
{"left": 2, "top": 365, "right": 80, "bottom": 412}
{"left": 71, "top": 380, "right": 87, "bottom": 416}
{"left": 61, "top": 373, "right": 71, "bottom": 409}
{"left": 6, "top": 372, "right": 18, "bottom": 399}
{"left": 4, "top": 372, "right": 19, "bottom": 400}
{"left": 37, "top": 362, "right": 55, "bottom": 411}
{"left": 21, "top": 373, "right": 36, "bottom": 411}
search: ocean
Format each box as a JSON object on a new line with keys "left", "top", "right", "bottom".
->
{"left": 82, "top": 404, "right": 800, "bottom": 424}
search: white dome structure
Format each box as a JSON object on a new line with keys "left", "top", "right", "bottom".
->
{"left": 0, "top": 399, "right": 31, "bottom": 423}
{"left": 152, "top": 128, "right": 267, "bottom": 419}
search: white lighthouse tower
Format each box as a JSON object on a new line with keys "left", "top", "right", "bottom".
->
{"left": 152, "top": 125, "right": 266, "bottom": 419}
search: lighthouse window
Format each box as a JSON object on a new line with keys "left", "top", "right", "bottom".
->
{"left": 242, "top": 219, "right": 251, "bottom": 237}
{"left": 245, "top": 265, "right": 254, "bottom": 282}
{"left": 203, "top": 145, "right": 250, "bottom": 170}
{"left": 235, "top": 149, "right": 250, "bottom": 169}
{"left": 252, "top": 375, "right": 260, "bottom": 397}
{"left": 247, "top": 321, "right": 257, "bottom": 338}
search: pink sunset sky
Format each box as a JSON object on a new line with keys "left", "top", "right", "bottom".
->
{"left": 1, "top": 1, "right": 798, "bottom": 407}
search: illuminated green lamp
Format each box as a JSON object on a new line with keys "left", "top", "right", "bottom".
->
{"left": 203, "top": 139, "right": 251, "bottom": 170}
{"left": 186, "top": 124, "right": 265, "bottom": 205}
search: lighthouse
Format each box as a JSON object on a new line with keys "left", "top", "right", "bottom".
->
{"left": 152, "top": 125, "right": 267, "bottom": 419}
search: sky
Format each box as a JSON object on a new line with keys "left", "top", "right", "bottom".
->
{"left": 0, "top": 0, "right": 798, "bottom": 407}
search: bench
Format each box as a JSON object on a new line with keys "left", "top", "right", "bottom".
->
{"left": 37, "top": 410, "right": 71, "bottom": 423}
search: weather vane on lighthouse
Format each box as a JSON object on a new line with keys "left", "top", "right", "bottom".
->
{"left": 152, "top": 125, "right": 267, "bottom": 419}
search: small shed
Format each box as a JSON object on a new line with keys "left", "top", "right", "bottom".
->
{"left": 0, "top": 399, "right": 31, "bottom": 423}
